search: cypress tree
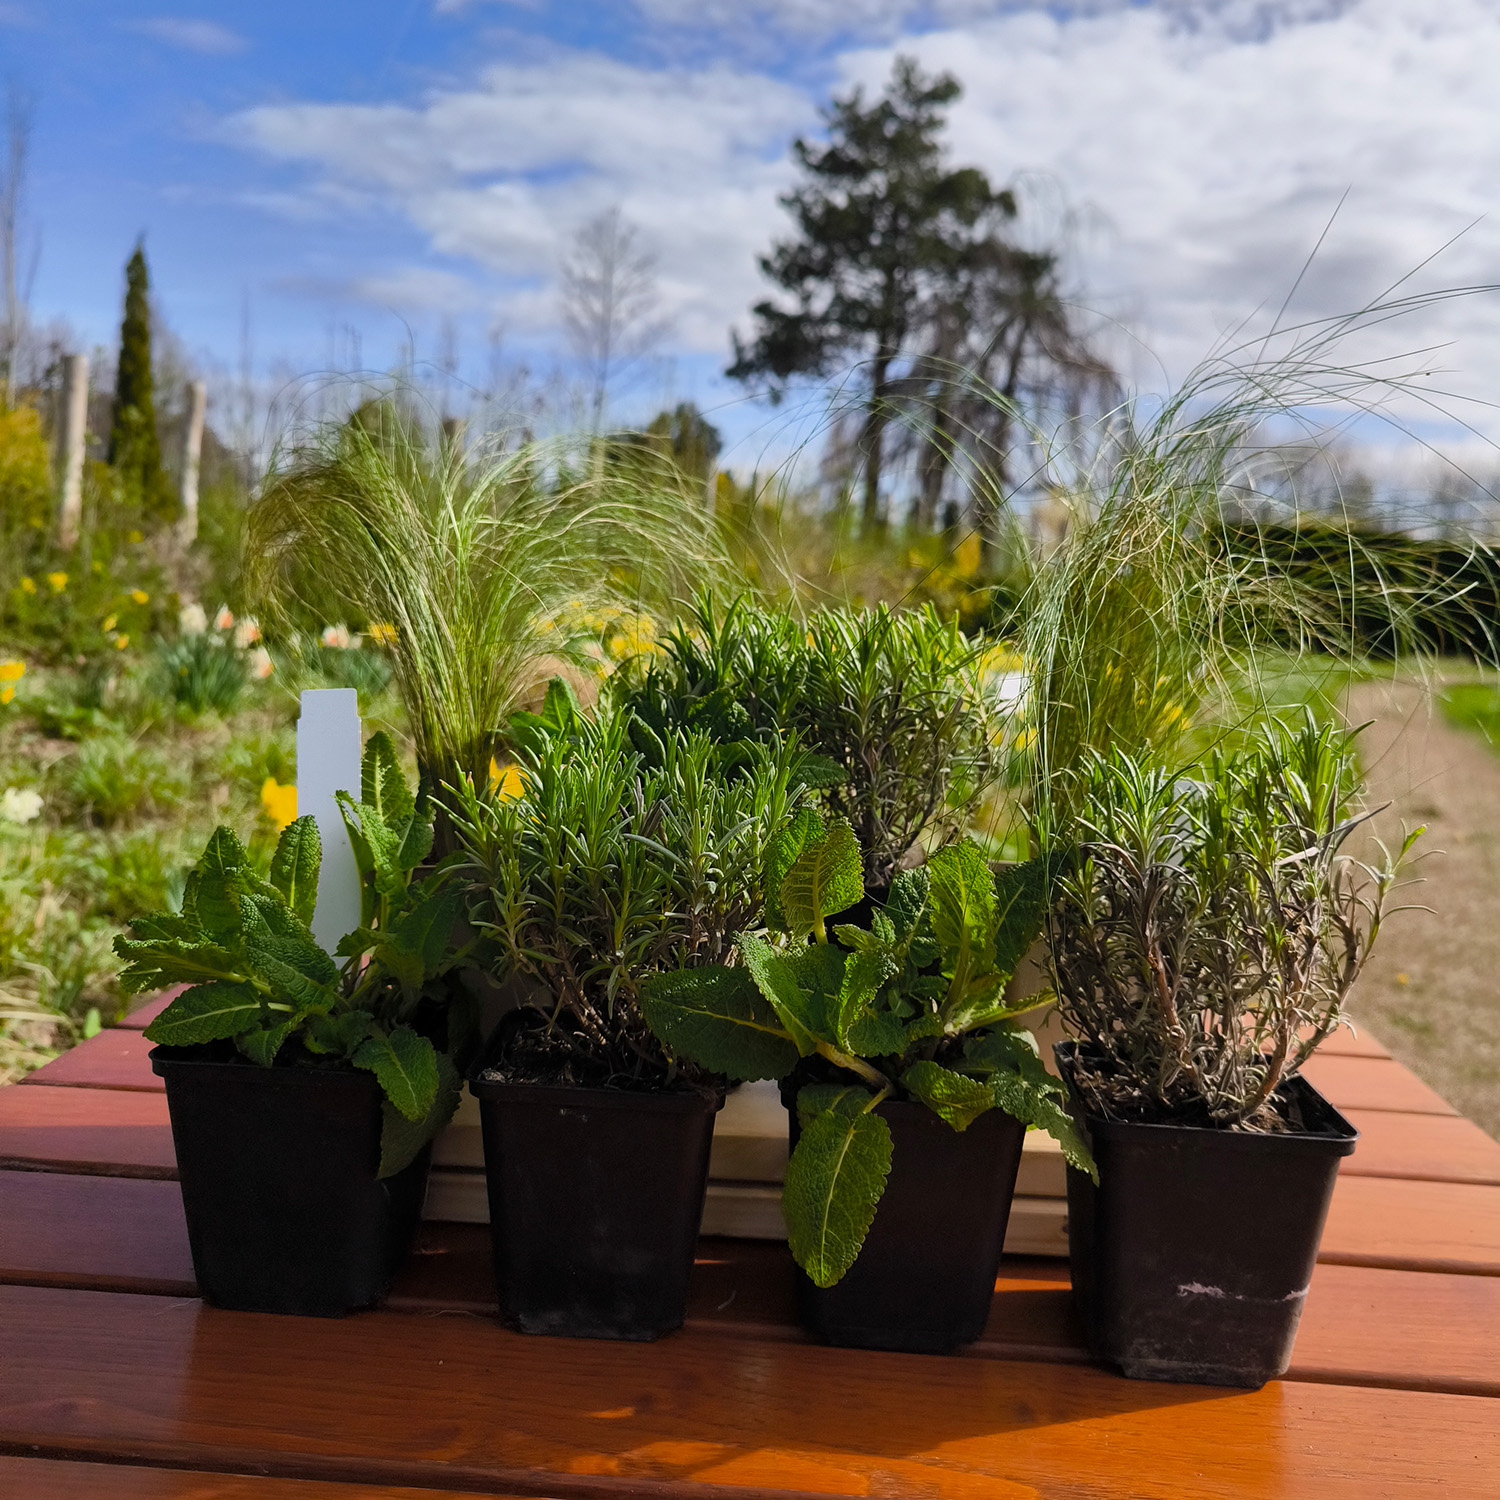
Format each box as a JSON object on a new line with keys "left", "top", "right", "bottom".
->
{"left": 108, "top": 241, "right": 170, "bottom": 518}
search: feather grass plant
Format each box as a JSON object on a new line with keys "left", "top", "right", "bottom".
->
{"left": 1003, "top": 291, "right": 1500, "bottom": 828}
{"left": 245, "top": 401, "right": 733, "bottom": 798}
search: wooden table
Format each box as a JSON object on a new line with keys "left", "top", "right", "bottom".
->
{"left": 2, "top": 1000, "right": 1497, "bottom": 1498}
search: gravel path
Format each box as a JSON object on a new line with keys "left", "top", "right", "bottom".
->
{"left": 1346, "top": 678, "right": 1500, "bottom": 1137}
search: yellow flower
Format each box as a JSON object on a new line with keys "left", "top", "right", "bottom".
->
{"left": 102, "top": 615, "right": 117, "bottom": 632}
{"left": 127, "top": 529, "right": 144, "bottom": 544}
{"left": 0, "top": 686, "right": 13, "bottom": 705}
{"left": 114, "top": 634, "right": 129, "bottom": 650}
{"left": 46, "top": 571, "right": 67, "bottom": 592}
{"left": 366, "top": 621, "right": 398, "bottom": 647}
{"left": 0, "top": 661, "right": 24, "bottom": 682}
{"left": 19, "top": 577, "right": 35, "bottom": 595}
{"left": 1014, "top": 726, "right": 1038, "bottom": 751}
{"left": 488, "top": 759, "right": 527, "bottom": 801}
{"left": 130, "top": 590, "right": 149, "bottom": 605}
{"left": 260, "top": 777, "right": 298, "bottom": 831}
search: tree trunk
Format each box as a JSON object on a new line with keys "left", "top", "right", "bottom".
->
{"left": 861, "top": 354, "right": 891, "bottom": 533}
{"left": 978, "top": 332, "right": 1026, "bottom": 569}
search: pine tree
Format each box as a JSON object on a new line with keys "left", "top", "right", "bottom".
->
{"left": 727, "top": 58, "right": 1010, "bottom": 531}
{"left": 108, "top": 241, "right": 171, "bottom": 519}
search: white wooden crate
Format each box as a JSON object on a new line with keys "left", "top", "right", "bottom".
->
{"left": 424, "top": 1080, "right": 1070, "bottom": 1257}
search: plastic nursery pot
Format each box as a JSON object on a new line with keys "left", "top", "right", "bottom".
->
{"left": 469, "top": 1071, "right": 721, "bottom": 1341}
{"left": 1054, "top": 1041, "right": 1359, "bottom": 1388}
{"left": 783, "top": 1086, "right": 1026, "bottom": 1354}
{"left": 151, "top": 1045, "right": 432, "bottom": 1317}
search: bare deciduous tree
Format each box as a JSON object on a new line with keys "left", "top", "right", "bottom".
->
{"left": 560, "top": 207, "right": 667, "bottom": 430}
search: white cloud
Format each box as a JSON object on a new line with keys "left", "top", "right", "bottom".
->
{"left": 844, "top": 0, "right": 1500, "bottom": 448}
{"left": 125, "top": 18, "right": 249, "bottom": 55}
{"left": 229, "top": 1, "right": 1500, "bottom": 454}
{"left": 228, "top": 52, "right": 813, "bottom": 352}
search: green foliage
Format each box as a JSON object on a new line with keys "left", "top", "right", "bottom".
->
{"left": 783, "top": 1107, "right": 893, "bottom": 1290}
{"left": 639, "top": 810, "right": 1091, "bottom": 1286}
{"left": 154, "top": 630, "right": 250, "bottom": 717}
{"left": 246, "top": 402, "right": 732, "bottom": 800}
{"left": 727, "top": 56, "right": 1016, "bottom": 526}
{"left": 1439, "top": 682, "right": 1500, "bottom": 748}
{"left": 122, "top": 735, "right": 470, "bottom": 1174}
{"left": 55, "top": 734, "right": 188, "bottom": 827}
{"left": 1048, "top": 716, "right": 1419, "bottom": 1127}
{"left": 107, "top": 244, "right": 173, "bottom": 520}
{"left": 453, "top": 689, "right": 809, "bottom": 1087}
{"left": 619, "top": 594, "right": 1001, "bottom": 889}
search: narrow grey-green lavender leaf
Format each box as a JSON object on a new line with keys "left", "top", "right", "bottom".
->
{"left": 144, "top": 982, "right": 269, "bottom": 1047}
{"left": 783, "top": 1109, "right": 893, "bottom": 1288}
{"left": 778, "top": 817, "right": 863, "bottom": 941}
{"left": 902, "top": 1059, "right": 995, "bottom": 1132}
{"left": 268, "top": 815, "right": 322, "bottom": 926}
{"left": 353, "top": 1025, "right": 439, "bottom": 1122}
{"left": 737, "top": 934, "right": 822, "bottom": 1055}
{"left": 638, "top": 965, "right": 800, "bottom": 1080}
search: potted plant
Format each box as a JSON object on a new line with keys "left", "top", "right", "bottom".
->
{"left": 640, "top": 810, "right": 1093, "bottom": 1354}
{"left": 114, "top": 733, "right": 472, "bottom": 1316}
{"left": 1044, "top": 716, "right": 1417, "bottom": 1386}
{"left": 448, "top": 682, "right": 810, "bottom": 1341}
{"left": 619, "top": 595, "right": 1002, "bottom": 895}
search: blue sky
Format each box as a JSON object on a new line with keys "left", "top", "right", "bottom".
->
{"left": 8, "top": 2, "right": 1500, "bottom": 471}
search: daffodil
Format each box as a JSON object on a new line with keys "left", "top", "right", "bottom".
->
{"left": 19, "top": 577, "right": 35, "bottom": 595}
{"left": 260, "top": 777, "right": 297, "bottom": 830}
{"left": 488, "top": 759, "right": 527, "bottom": 800}
{"left": 214, "top": 606, "right": 234, "bottom": 631}
{"left": 45, "top": 571, "right": 67, "bottom": 593}
{"left": 102, "top": 615, "right": 117, "bottom": 632}
{"left": 366, "top": 621, "right": 397, "bottom": 647}
{"left": 114, "top": 634, "right": 129, "bottom": 651}
{"left": 130, "top": 589, "right": 149, "bottom": 606}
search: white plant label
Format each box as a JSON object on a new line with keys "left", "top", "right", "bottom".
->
{"left": 297, "top": 688, "right": 363, "bottom": 957}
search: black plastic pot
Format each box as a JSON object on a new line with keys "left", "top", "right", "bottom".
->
{"left": 151, "top": 1045, "right": 432, "bottom": 1317}
{"left": 784, "top": 1090, "right": 1026, "bottom": 1353}
{"left": 1055, "top": 1041, "right": 1358, "bottom": 1388}
{"left": 469, "top": 1073, "right": 721, "bottom": 1341}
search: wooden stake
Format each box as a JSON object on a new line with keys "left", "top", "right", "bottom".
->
{"left": 56, "top": 352, "right": 87, "bottom": 549}
{"left": 178, "top": 379, "right": 206, "bottom": 547}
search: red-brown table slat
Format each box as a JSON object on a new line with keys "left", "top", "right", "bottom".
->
{"left": 1340, "top": 1108, "right": 1500, "bottom": 1186}
{"left": 1321, "top": 1174, "right": 1500, "bottom": 1275}
{"left": 22, "top": 1028, "right": 164, "bottom": 1093}
{"left": 2, "top": 1284, "right": 1497, "bottom": 1500}
{"left": 0, "top": 1170, "right": 195, "bottom": 1295}
{"left": 0, "top": 1456, "right": 530, "bottom": 1498}
{"left": 0, "top": 1085, "right": 175, "bottom": 1178}
{"left": 1301, "top": 1054, "right": 1459, "bottom": 1116}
